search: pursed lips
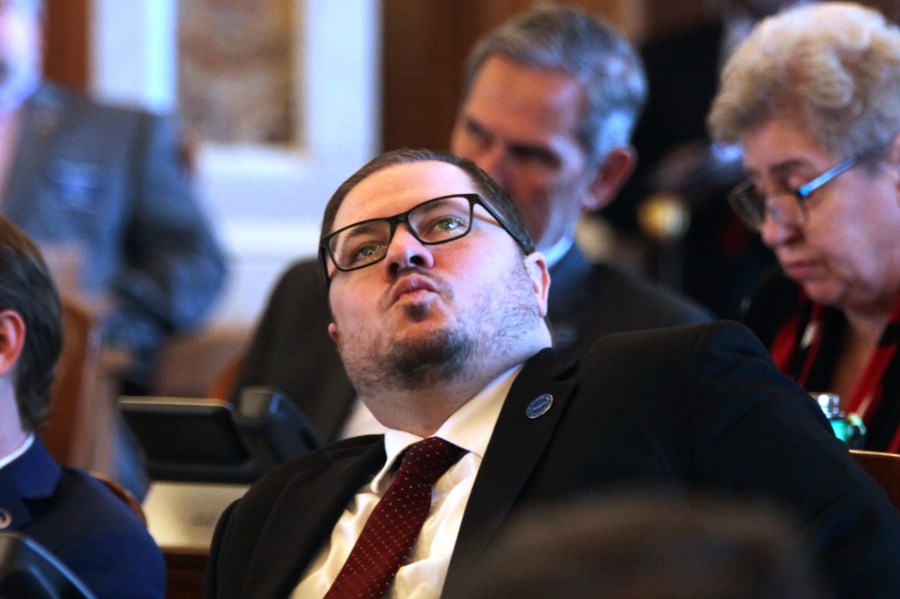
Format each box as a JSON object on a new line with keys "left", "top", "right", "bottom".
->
{"left": 388, "top": 274, "right": 439, "bottom": 305}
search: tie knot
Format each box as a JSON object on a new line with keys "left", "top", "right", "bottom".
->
{"left": 397, "top": 437, "right": 464, "bottom": 484}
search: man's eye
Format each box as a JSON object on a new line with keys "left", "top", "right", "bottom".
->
{"left": 355, "top": 243, "right": 383, "bottom": 260}
{"left": 412, "top": 214, "right": 468, "bottom": 242}
{"left": 465, "top": 120, "right": 489, "bottom": 144}
{"left": 420, "top": 215, "right": 468, "bottom": 241}
{"left": 340, "top": 241, "right": 384, "bottom": 266}
{"left": 509, "top": 145, "right": 559, "bottom": 169}
{"left": 435, "top": 216, "right": 465, "bottom": 232}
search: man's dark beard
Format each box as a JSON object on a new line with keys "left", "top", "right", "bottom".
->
{"left": 340, "top": 259, "right": 542, "bottom": 395}
{"left": 385, "top": 326, "right": 473, "bottom": 388}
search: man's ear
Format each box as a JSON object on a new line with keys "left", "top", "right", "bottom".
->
{"left": 0, "top": 310, "right": 25, "bottom": 377}
{"left": 523, "top": 252, "right": 551, "bottom": 318}
{"left": 328, "top": 322, "right": 340, "bottom": 344}
{"left": 581, "top": 146, "right": 637, "bottom": 212}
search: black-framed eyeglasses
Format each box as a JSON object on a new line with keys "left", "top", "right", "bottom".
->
{"left": 320, "top": 193, "right": 529, "bottom": 276}
{"left": 728, "top": 143, "right": 886, "bottom": 231}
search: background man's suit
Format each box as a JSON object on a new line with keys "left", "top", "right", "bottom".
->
{"left": 0, "top": 437, "right": 165, "bottom": 599}
{"left": 2, "top": 82, "right": 227, "bottom": 388}
{"left": 229, "top": 259, "right": 353, "bottom": 443}
{"left": 546, "top": 244, "right": 710, "bottom": 356}
{"left": 229, "top": 246, "right": 710, "bottom": 441}
{"left": 207, "top": 321, "right": 900, "bottom": 599}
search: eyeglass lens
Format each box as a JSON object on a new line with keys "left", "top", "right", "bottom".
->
{"left": 730, "top": 144, "right": 884, "bottom": 231}
{"left": 328, "top": 196, "right": 475, "bottom": 270}
{"left": 731, "top": 187, "right": 806, "bottom": 230}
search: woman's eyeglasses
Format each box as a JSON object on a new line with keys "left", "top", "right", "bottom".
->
{"left": 728, "top": 143, "right": 886, "bottom": 231}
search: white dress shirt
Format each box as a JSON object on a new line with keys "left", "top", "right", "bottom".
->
{"left": 336, "top": 397, "right": 386, "bottom": 440}
{"left": 292, "top": 365, "right": 522, "bottom": 598}
{"left": 541, "top": 235, "right": 573, "bottom": 270}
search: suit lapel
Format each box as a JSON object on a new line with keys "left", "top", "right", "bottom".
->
{"left": 0, "top": 438, "right": 62, "bottom": 532}
{"left": 244, "top": 441, "right": 386, "bottom": 599}
{"left": 546, "top": 246, "right": 596, "bottom": 354}
{"left": 443, "top": 349, "right": 576, "bottom": 596}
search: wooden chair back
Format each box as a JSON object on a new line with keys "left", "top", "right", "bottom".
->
{"left": 850, "top": 449, "right": 900, "bottom": 509}
{"left": 91, "top": 470, "right": 147, "bottom": 525}
{"left": 41, "top": 298, "right": 101, "bottom": 465}
{"left": 206, "top": 355, "right": 243, "bottom": 400}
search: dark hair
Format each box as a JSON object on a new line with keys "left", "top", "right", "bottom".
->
{"left": 0, "top": 217, "right": 62, "bottom": 432}
{"left": 318, "top": 148, "right": 535, "bottom": 280}
{"left": 458, "top": 491, "right": 832, "bottom": 599}
{"left": 461, "top": 4, "right": 646, "bottom": 166}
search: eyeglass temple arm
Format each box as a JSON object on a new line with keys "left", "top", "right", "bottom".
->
{"left": 797, "top": 158, "right": 857, "bottom": 199}
{"left": 797, "top": 143, "right": 888, "bottom": 198}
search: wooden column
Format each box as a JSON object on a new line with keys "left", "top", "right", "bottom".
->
{"left": 43, "top": 0, "right": 89, "bottom": 90}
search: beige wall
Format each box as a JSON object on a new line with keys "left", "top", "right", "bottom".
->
{"left": 46, "top": 1, "right": 900, "bottom": 153}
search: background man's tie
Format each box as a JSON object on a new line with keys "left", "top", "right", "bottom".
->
{"left": 324, "top": 437, "right": 464, "bottom": 599}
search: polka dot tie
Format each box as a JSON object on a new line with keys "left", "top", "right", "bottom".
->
{"left": 324, "top": 437, "right": 464, "bottom": 599}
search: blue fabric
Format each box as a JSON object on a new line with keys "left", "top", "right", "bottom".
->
{"left": 3, "top": 82, "right": 227, "bottom": 387}
{"left": 0, "top": 438, "right": 165, "bottom": 599}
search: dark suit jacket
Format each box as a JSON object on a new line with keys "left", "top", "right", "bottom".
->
{"left": 743, "top": 268, "right": 900, "bottom": 450}
{"left": 206, "top": 321, "right": 900, "bottom": 599}
{"left": 546, "top": 244, "right": 710, "bottom": 357}
{"left": 230, "top": 246, "right": 710, "bottom": 442}
{"left": 2, "top": 82, "right": 226, "bottom": 382}
{"left": 230, "top": 259, "right": 353, "bottom": 443}
{"left": 0, "top": 437, "right": 165, "bottom": 599}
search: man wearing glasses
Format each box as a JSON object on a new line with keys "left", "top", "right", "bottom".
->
{"left": 229, "top": 5, "right": 709, "bottom": 443}
{"left": 708, "top": 2, "right": 900, "bottom": 452}
{"left": 205, "top": 149, "right": 900, "bottom": 599}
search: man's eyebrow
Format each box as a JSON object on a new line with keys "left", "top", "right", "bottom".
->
{"left": 333, "top": 218, "right": 385, "bottom": 240}
{"left": 463, "top": 112, "right": 560, "bottom": 166}
{"left": 345, "top": 220, "right": 382, "bottom": 234}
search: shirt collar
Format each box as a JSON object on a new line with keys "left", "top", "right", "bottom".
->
{"left": 0, "top": 434, "right": 34, "bottom": 471}
{"left": 373, "top": 364, "right": 524, "bottom": 490}
{"left": 541, "top": 236, "right": 574, "bottom": 269}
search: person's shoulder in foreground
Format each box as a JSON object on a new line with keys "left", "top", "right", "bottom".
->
{"left": 457, "top": 490, "right": 838, "bottom": 599}
{"left": 4, "top": 437, "right": 166, "bottom": 599}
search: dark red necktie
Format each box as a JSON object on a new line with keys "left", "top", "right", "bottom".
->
{"left": 324, "top": 437, "right": 464, "bottom": 599}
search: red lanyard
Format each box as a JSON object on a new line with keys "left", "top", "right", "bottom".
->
{"left": 771, "top": 293, "right": 900, "bottom": 451}
{"left": 770, "top": 303, "right": 824, "bottom": 387}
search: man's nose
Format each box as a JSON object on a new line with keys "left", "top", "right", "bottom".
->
{"left": 381, "top": 224, "right": 435, "bottom": 276}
